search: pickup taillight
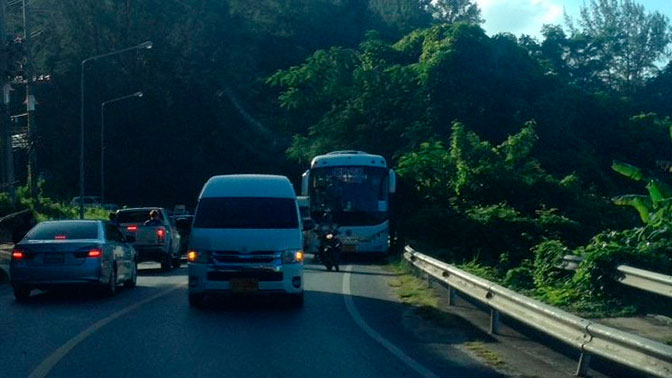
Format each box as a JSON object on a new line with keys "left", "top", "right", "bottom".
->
{"left": 157, "top": 228, "right": 166, "bottom": 243}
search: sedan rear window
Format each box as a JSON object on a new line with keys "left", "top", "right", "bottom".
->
{"left": 25, "top": 221, "right": 99, "bottom": 240}
{"left": 194, "top": 197, "right": 298, "bottom": 229}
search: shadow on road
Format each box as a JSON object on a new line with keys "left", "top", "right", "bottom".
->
{"left": 7, "top": 284, "right": 139, "bottom": 305}
{"left": 304, "top": 265, "right": 400, "bottom": 277}
{"left": 138, "top": 264, "right": 187, "bottom": 277}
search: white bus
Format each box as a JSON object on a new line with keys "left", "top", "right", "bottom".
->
{"left": 301, "top": 151, "right": 396, "bottom": 254}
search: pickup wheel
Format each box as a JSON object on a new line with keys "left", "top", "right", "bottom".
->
{"left": 160, "top": 256, "right": 172, "bottom": 271}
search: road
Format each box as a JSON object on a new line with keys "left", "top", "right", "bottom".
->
{"left": 0, "top": 260, "right": 500, "bottom": 378}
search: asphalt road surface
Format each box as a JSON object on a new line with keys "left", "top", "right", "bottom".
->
{"left": 0, "top": 260, "right": 501, "bottom": 378}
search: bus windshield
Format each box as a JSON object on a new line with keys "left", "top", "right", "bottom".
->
{"left": 309, "top": 166, "right": 389, "bottom": 226}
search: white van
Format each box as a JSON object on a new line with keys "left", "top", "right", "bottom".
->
{"left": 187, "top": 175, "right": 309, "bottom": 307}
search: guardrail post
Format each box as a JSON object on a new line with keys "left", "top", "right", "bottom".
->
{"left": 426, "top": 273, "right": 433, "bottom": 288}
{"left": 447, "top": 286, "right": 455, "bottom": 306}
{"left": 575, "top": 352, "right": 591, "bottom": 377}
{"left": 489, "top": 309, "right": 500, "bottom": 334}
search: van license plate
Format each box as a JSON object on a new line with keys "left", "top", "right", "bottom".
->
{"left": 343, "top": 244, "right": 356, "bottom": 253}
{"left": 230, "top": 279, "right": 258, "bottom": 292}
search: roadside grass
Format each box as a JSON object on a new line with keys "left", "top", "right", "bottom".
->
{"left": 386, "top": 257, "right": 506, "bottom": 368}
{"left": 464, "top": 342, "right": 505, "bottom": 367}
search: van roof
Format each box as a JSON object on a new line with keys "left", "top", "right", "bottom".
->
{"left": 199, "top": 174, "right": 296, "bottom": 199}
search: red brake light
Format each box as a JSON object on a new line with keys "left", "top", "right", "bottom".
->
{"left": 12, "top": 250, "right": 24, "bottom": 260}
{"left": 88, "top": 249, "right": 102, "bottom": 258}
{"left": 127, "top": 226, "right": 138, "bottom": 232}
{"left": 157, "top": 229, "right": 166, "bottom": 238}
{"left": 55, "top": 235, "right": 67, "bottom": 240}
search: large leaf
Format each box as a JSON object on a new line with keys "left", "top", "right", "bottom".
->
{"left": 612, "top": 195, "right": 653, "bottom": 223}
{"left": 646, "top": 179, "right": 672, "bottom": 206}
{"left": 612, "top": 161, "right": 645, "bottom": 181}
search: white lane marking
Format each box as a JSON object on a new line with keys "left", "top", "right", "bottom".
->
{"left": 29, "top": 284, "right": 185, "bottom": 378}
{"left": 342, "top": 265, "right": 438, "bottom": 378}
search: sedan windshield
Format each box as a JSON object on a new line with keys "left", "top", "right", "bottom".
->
{"left": 194, "top": 197, "right": 298, "bottom": 229}
{"left": 25, "top": 221, "right": 99, "bottom": 240}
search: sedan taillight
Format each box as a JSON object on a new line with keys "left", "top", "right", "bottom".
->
{"left": 88, "top": 248, "right": 102, "bottom": 258}
{"left": 11, "top": 249, "right": 24, "bottom": 260}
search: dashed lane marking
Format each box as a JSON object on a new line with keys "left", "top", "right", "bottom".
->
{"left": 342, "top": 265, "right": 439, "bottom": 378}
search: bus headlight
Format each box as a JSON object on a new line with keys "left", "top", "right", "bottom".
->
{"left": 282, "top": 250, "right": 304, "bottom": 264}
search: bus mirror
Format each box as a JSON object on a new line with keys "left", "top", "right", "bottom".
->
{"left": 389, "top": 170, "right": 396, "bottom": 194}
{"left": 301, "top": 170, "right": 310, "bottom": 196}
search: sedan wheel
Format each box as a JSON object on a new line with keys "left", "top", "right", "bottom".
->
{"left": 103, "top": 266, "right": 117, "bottom": 296}
{"left": 160, "top": 255, "right": 172, "bottom": 271}
{"left": 124, "top": 261, "right": 137, "bottom": 288}
{"left": 13, "top": 285, "right": 31, "bottom": 302}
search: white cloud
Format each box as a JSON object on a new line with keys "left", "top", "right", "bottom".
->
{"left": 475, "top": 0, "right": 565, "bottom": 37}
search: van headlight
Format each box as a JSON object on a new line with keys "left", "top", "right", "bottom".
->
{"left": 187, "top": 249, "right": 210, "bottom": 263}
{"left": 282, "top": 250, "right": 304, "bottom": 264}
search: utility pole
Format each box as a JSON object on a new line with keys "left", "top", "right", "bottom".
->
{"left": 22, "top": 0, "right": 37, "bottom": 198}
{"left": 0, "top": 0, "right": 16, "bottom": 203}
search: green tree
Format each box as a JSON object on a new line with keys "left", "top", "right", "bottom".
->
{"left": 430, "top": 0, "right": 482, "bottom": 24}
{"left": 566, "top": 0, "right": 672, "bottom": 93}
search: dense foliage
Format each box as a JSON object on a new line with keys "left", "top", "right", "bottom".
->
{"left": 3, "top": 0, "right": 672, "bottom": 314}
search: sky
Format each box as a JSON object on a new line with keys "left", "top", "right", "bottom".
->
{"left": 474, "top": 0, "right": 672, "bottom": 38}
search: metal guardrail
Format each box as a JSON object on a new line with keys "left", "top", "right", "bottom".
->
{"left": 404, "top": 246, "right": 672, "bottom": 377}
{"left": 617, "top": 265, "right": 672, "bottom": 298}
{"left": 561, "top": 254, "right": 672, "bottom": 298}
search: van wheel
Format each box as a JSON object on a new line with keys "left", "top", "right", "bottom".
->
{"left": 13, "top": 285, "right": 31, "bottom": 302}
{"left": 289, "top": 292, "right": 304, "bottom": 308}
{"left": 189, "top": 293, "right": 204, "bottom": 307}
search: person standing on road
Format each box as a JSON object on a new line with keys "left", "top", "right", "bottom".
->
{"left": 144, "top": 210, "right": 162, "bottom": 226}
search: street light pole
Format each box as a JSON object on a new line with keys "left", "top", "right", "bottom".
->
{"left": 100, "top": 91, "right": 142, "bottom": 204}
{"left": 79, "top": 41, "right": 152, "bottom": 219}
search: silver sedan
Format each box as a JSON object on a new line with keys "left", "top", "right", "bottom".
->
{"left": 10, "top": 220, "right": 137, "bottom": 301}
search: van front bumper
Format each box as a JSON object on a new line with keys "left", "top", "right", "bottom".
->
{"left": 188, "top": 262, "right": 303, "bottom": 295}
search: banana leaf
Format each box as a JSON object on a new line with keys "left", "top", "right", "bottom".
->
{"left": 612, "top": 194, "right": 653, "bottom": 223}
{"left": 647, "top": 179, "right": 672, "bottom": 206}
{"left": 612, "top": 161, "right": 645, "bottom": 181}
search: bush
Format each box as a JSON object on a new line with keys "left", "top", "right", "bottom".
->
{"left": 504, "top": 264, "right": 535, "bottom": 291}
{"left": 532, "top": 240, "right": 569, "bottom": 287}
{"left": 573, "top": 228, "right": 672, "bottom": 298}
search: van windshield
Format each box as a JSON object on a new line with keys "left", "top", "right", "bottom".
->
{"left": 194, "top": 197, "right": 298, "bottom": 229}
